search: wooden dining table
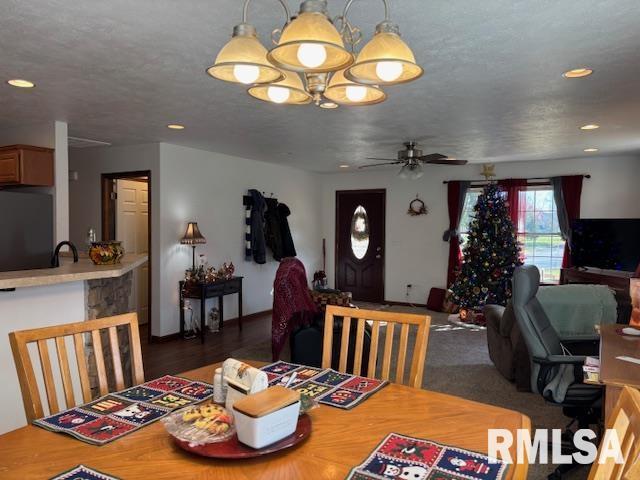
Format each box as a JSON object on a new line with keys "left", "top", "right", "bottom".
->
{"left": 0, "top": 361, "right": 530, "bottom": 479}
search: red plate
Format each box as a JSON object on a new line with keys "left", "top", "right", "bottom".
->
{"left": 172, "top": 414, "right": 311, "bottom": 459}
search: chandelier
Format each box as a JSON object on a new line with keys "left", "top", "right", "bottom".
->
{"left": 207, "top": 0, "right": 423, "bottom": 108}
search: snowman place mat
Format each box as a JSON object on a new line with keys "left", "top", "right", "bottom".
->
{"left": 33, "top": 375, "right": 214, "bottom": 446}
{"left": 346, "top": 433, "right": 509, "bottom": 480}
{"left": 261, "top": 361, "right": 388, "bottom": 410}
{"left": 50, "top": 464, "right": 120, "bottom": 480}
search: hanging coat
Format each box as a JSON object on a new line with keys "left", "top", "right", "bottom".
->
{"left": 264, "top": 198, "right": 282, "bottom": 261}
{"left": 277, "top": 203, "right": 297, "bottom": 260}
{"left": 248, "top": 189, "right": 267, "bottom": 264}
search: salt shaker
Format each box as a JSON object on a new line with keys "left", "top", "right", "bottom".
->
{"left": 213, "top": 367, "right": 224, "bottom": 403}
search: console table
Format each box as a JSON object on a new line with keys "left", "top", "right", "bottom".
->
{"left": 179, "top": 277, "right": 243, "bottom": 343}
{"left": 560, "top": 267, "right": 634, "bottom": 323}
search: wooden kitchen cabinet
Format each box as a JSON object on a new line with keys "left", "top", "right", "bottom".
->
{"left": 0, "top": 145, "right": 54, "bottom": 187}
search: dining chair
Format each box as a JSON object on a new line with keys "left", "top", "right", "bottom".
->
{"left": 588, "top": 386, "right": 640, "bottom": 480}
{"left": 322, "top": 305, "right": 431, "bottom": 388}
{"left": 9, "top": 312, "right": 144, "bottom": 422}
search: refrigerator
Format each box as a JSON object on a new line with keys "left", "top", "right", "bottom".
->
{"left": 0, "top": 190, "right": 54, "bottom": 272}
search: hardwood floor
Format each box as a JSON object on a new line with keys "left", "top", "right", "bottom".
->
{"left": 139, "top": 313, "right": 271, "bottom": 379}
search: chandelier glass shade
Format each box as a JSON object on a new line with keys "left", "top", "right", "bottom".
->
{"left": 267, "top": 11, "right": 354, "bottom": 73}
{"left": 208, "top": 0, "right": 422, "bottom": 108}
{"left": 324, "top": 68, "right": 385, "bottom": 105}
{"left": 345, "top": 25, "right": 423, "bottom": 85}
{"left": 247, "top": 70, "right": 313, "bottom": 105}
{"left": 206, "top": 27, "right": 284, "bottom": 85}
{"left": 398, "top": 162, "right": 424, "bottom": 180}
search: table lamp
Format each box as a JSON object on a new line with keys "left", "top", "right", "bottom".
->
{"left": 180, "top": 222, "right": 206, "bottom": 270}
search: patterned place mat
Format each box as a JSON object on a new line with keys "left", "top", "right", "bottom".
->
{"left": 261, "top": 361, "right": 387, "bottom": 410}
{"left": 34, "top": 375, "right": 214, "bottom": 445}
{"left": 50, "top": 464, "right": 120, "bottom": 479}
{"left": 347, "top": 433, "right": 509, "bottom": 480}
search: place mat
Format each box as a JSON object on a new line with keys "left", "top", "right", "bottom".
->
{"left": 261, "top": 361, "right": 387, "bottom": 410}
{"left": 347, "top": 433, "right": 509, "bottom": 480}
{"left": 50, "top": 464, "right": 120, "bottom": 479}
{"left": 34, "top": 375, "right": 214, "bottom": 445}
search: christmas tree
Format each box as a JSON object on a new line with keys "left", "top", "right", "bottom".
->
{"left": 451, "top": 183, "right": 522, "bottom": 315}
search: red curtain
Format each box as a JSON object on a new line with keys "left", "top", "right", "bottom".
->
{"left": 445, "top": 181, "right": 463, "bottom": 287}
{"left": 561, "top": 175, "right": 584, "bottom": 267}
{"left": 497, "top": 179, "right": 528, "bottom": 226}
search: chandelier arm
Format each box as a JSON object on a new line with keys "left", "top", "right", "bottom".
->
{"left": 341, "top": 0, "right": 390, "bottom": 23}
{"left": 241, "top": 0, "right": 291, "bottom": 25}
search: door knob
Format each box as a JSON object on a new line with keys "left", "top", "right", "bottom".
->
{"left": 375, "top": 254, "right": 382, "bottom": 259}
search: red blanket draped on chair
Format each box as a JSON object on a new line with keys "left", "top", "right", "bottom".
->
{"left": 272, "top": 258, "right": 318, "bottom": 361}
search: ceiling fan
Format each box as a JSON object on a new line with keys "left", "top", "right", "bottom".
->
{"left": 359, "top": 141, "right": 468, "bottom": 179}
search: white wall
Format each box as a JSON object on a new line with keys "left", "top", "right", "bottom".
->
{"left": 0, "top": 282, "right": 86, "bottom": 434}
{"left": 69, "top": 143, "right": 161, "bottom": 333}
{"left": 158, "top": 143, "right": 321, "bottom": 337}
{"left": 320, "top": 155, "right": 640, "bottom": 305}
{"left": 69, "top": 143, "right": 321, "bottom": 337}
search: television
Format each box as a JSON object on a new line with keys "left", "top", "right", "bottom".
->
{"left": 570, "top": 219, "right": 640, "bottom": 272}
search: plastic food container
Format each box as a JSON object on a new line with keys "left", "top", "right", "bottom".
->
{"left": 232, "top": 386, "right": 301, "bottom": 449}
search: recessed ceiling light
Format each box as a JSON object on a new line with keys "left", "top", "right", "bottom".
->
{"left": 339, "top": 164, "right": 350, "bottom": 168}
{"left": 7, "top": 79, "right": 35, "bottom": 88}
{"left": 167, "top": 124, "right": 185, "bottom": 130}
{"left": 580, "top": 124, "right": 600, "bottom": 130}
{"left": 584, "top": 148, "right": 599, "bottom": 152}
{"left": 319, "top": 102, "right": 338, "bottom": 109}
{"left": 563, "top": 68, "right": 593, "bottom": 78}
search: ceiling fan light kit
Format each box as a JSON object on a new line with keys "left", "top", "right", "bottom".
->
{"left": 207, "top": 0, "right": 422, "bottom": 107}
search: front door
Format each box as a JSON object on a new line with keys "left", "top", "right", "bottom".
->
{"left": 335, "top": 190, "right": 385, "bottom": 302}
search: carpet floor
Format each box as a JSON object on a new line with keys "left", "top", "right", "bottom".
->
{"left": 232, "top": 303, "right": 591, "bottom": 479}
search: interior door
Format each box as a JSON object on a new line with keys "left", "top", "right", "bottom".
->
{"left": 116, "top": 179, "right": 149, "bottom": 324}
{"left": 336, "top": 190, "right": 385, "bottom": 302}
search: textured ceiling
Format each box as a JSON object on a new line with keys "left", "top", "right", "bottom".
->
{"left": 2, "top": 0, "right": 640, "bottom": 172}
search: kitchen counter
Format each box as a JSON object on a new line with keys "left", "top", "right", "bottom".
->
{"left": 0, "top": 254, "right": 148, "bottom": 289}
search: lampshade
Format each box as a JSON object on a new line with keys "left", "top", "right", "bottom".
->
{"left": 247, "top": 70, "right": 312, "bottom": 105}
{"left": 180, "top": 222, "right": 207, "bottom": 245}
{"left": 207, "top": 24, "right": 284, "bottom": 85}
{"left": 267, "top": 6, "right": 353, "bottom": 73}
{"left": 345, "top": 23, "right": 423, "bottom": 86}
{"left": 398, "top": 163, "right": 423, "bottom": 180}
{"left": 324, "top": 68, "right": 386, "bottom": 106}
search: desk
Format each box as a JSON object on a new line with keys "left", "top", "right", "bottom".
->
{"left": 599, "top": 324, "right": 640, "bottom": 424}
{"left": 0, "top": 362, "right": 530, "bottom": 479}
{"left": 179, "top": 277, "right": 243, "bottom": 343}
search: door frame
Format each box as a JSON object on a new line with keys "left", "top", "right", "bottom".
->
{"left": 101, "top": 170, "right": 152, "bottom": 342}
{"left": 335, "top": 189, "right": 386, "bottom": 302}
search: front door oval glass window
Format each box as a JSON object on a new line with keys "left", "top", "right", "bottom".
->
{"left": 351, "top": 205, "right": 370, "bottom": 260}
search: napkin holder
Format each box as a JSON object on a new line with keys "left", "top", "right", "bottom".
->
{"left": 232, "top": 386, "right": 301, "bottom": 449}
{"left": 222, "top": 358, "right": 268, "bottom": 411}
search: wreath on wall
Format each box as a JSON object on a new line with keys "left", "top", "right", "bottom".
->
{"left": 407, "top": 197, "right": 428, "bottom": 216}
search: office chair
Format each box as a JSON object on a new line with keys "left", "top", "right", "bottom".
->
{"left": 511, "top": 265, "right": 602, "bottom": 480}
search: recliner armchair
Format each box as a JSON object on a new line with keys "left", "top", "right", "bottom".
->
{"left": 511, "top": 265, "right": 602, "bottom": 479}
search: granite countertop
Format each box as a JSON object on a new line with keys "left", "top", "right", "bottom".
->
{"left": 0, "top": 254, "right": 148, "bottom": 289}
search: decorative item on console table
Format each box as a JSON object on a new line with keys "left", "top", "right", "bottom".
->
{"left": 88, "top": 241, "right": 124, "bottom": 265}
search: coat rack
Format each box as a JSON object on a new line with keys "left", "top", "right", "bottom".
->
{"left": 243, "top": 191, "right": 277, "bottom": 207}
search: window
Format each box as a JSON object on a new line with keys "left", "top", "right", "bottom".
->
{"left": 517, "top": 187, "right": 565, "bottom": 283}
{"left": 459, "top": 185, "right": 565, "bottom": 284}
{"left": 350, "top": 205, "right": 370, "bottom": 260}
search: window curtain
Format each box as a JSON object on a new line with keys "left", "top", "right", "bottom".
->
{"left": 443, "top": 180, "right": 470, "bottom": 286}
{"left": 552, "top": 175, "right": 584, "bottom": 267}
{"left": 497, "top": 179, "right": 528, "bottom": 226}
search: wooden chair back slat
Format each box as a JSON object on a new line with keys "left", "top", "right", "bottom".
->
{"left": 36, "top": 339, "right": 59, "bottom": 415}
{"left": 108, "top": 326, "right": 125, "bottom": 391}
{"left": 352, "top": 318, "right": 366, "bottom": 376}
{"left": 395, "top": 323, "right": 410, "bottom": 384}
{"left": 381, "top": 322, "right": 395, "bottom": 381}
{"left": 367, "top": 321, "right": 381, "bottom": 378}
{"left": 338, "top": 317, "right": 352, "bottom": 373}
{"left": 73, "top": 333, "right": 92, "bottom": 403}
{"left": 54, "top": 336, "right": 75, "bottom": 408}
{"left": 9, "top": 313, "right": 144, "bottom": 423}
{"left": 323, "top": 306, "right": 431, "bottom": 389}
{"left": 588, "top": 386, "right": 640, "bottom": 480}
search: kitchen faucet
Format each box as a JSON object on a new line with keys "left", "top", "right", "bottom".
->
{"left": 51, "top": 241, "right": 79, "bottom": 267}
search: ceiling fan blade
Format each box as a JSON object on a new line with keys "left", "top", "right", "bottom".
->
{"left": 418, "top": 153, "right": 448, "bottom": 162}
{"left": 358, "top": 161, "right": 403, "bottom": 169}
{"left": 365, "top": 157, "right": 397, "bottom": 161}
{"left": 425, "top": 158, "right": 469, "bottom": 165}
